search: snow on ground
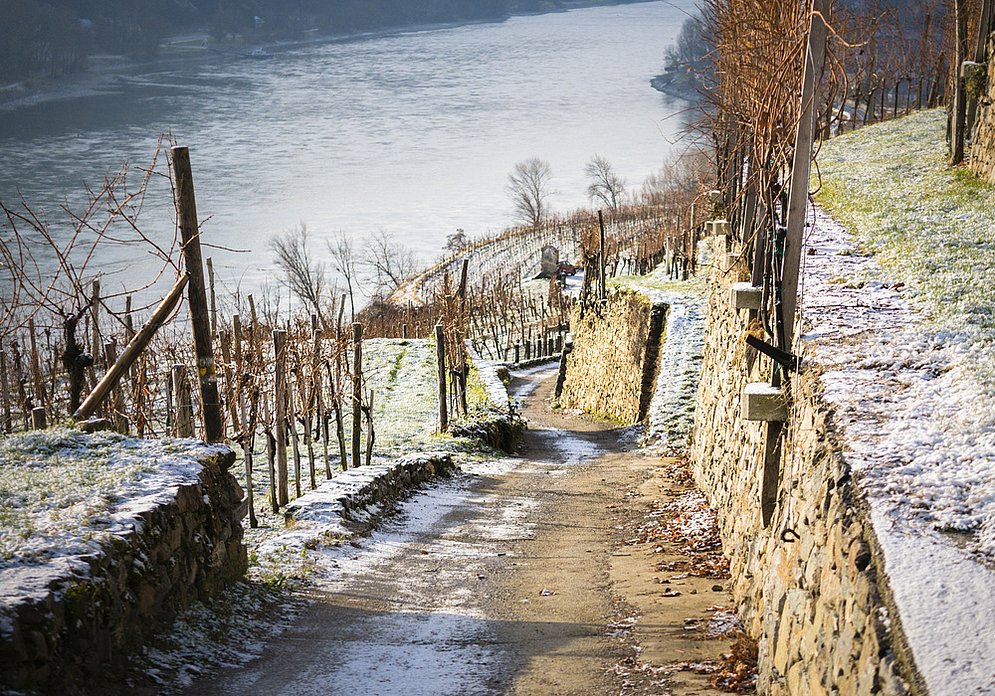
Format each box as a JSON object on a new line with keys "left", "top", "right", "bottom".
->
{"left": 611, "top": 269, "right": 706, "bottom": 450}
{"left": 801, "top": 209, "right": 995, "bottom": 695}
{"left": 0, "top": 428, "right": 223, "bottom": 576}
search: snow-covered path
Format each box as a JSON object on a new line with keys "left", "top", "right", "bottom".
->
{"left": 186, "top": 367, "right": 633, "bottom": 695}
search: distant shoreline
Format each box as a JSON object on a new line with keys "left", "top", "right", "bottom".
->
{"left": 0, "top": 0, "right": 661, "bottom": 115}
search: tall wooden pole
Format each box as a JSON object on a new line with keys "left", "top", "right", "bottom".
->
{"left": 781, "top": 0, "right": 829, "bottom": 350}
{"left": 273, "top": 329, "right": 289, "bottom": 507}
{"left": 351, "top": 323, "right": 363, "bottom": 468}
{"left": 951, "top": 0, "right": 968, "bottom": 165}
{"left": 597, "top": 209, "right": 607, "bottom": 302}
{"left": 171, "top": 146, "right": 224, "bottom": 442}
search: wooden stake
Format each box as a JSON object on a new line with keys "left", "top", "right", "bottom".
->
{"left": 90, "top": 279, "right": 101, "bottom": 369}
{"left": 273, "top": 329, "right": 289, "bottom": 507}
{"left": 171, "top": 145, "right": 223, "bottom": 443}
{"left": 365, "top": 390, "right": 375, "bottom": 467}
{"left": 351, "top": 322, "right": 363, "bottom": 468}
{"left": 435, "top": 322, "right": 448, "bottom": 432}
{"left": 781, "top": 0, "right": 829, "bottom": 350}
{"left": 287, "top": 378, "right": 302, "bottom": 499}
{"left": 0, "top": 351, "right": 11, "bottom": 432}
{"left": 172, "top": 364, "right": 195, "bottom": 438}
{"left": 206, "top": 256, "right": 218, "bottom": 335}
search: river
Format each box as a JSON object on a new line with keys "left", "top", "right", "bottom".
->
{"left": 0, "top": 1, "right": 693, "bottom": 305}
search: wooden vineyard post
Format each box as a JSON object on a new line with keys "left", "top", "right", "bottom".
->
{"left": 172, "top": 364, "right": 195, "bottom": 438}
{"left": 90, "top": 279, "right": 101, "bottom": 370}
{"left": 171, "top": 145, "right": 224, "bottom": 443}
{"left": 0, "top": 351, "right": 11, "bottom": 432}
{"left": 952, "top": 0, "right": 968, "bottom": 165}
{"left": 597, "top": 209, "right": 607, "bottom": 302}
{"left": 782, "top": 0, "right": 829, "bottom": 350}
{"left": 351, "top": 322, "right": 363, "bottom": 468}
{"left": 206, "top": 256, "right": 218, "bottom": 335}
{"left": 273, "top": 329, "right": 289, "bottom": 507}
{"left": 365, "top": 390, "right": 375, "bottom": 467}
{"left": 28, "top": 317, "right": 45, "bottom": 410}
{"left": 435, "top": 322, "right": 448, "bottom": 432}
{"left": 287, "top": 377, "right": 302, "bottom": 499}
{"left": 764, "top": 0, "right": 829, "bottom": 527}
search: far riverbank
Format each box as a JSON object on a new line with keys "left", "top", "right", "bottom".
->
{"left": 0, "top": 0, "right": 662, "bottom": 114}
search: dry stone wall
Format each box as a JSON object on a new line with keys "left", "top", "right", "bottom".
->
{"left": 970, "top": 47, "right": 995, "bottom": 181}
{"left": 559, "top": 290, "right": 666, "bottom": 423}
{"left": 0, "top": 445, "right": 246, "bottom": 695}
{"left": 690, "top": 245, "right": 912, "bottom": 695}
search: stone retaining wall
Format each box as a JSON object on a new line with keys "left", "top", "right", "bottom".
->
{"left": 0, "top": 445, "right": 246, "bottom": 695}
{"left": 689, "top": 246, "right": 911, "bottom": 695}
{"left": 559, "top": 290, "right": 667, "bottom": 423}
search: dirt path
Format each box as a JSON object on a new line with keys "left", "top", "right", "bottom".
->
{"left": 186, "top": 366, "right": 739, "bottom": 695}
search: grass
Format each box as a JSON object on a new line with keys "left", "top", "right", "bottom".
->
{"left": 609, "top": 267, "right": 707, "bottom": 296}
{"left": 816, "top": 109, "right": 995, "bottom": 342}
{"left": 0, "top": 430, "right": 205, "bottom": 567}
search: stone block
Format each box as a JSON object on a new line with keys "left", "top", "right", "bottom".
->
{"left": 731, "top": 282, "right": 763, "bottom": 310}
{"left": 742, "top": 382, "right": 787, "bottom": 421}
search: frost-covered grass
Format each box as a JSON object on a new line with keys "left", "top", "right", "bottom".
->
{"left": 817, "top": 109, "right": 995, "bottom": 385}
{"left": 609, "top": 266, "right": 707, "bottom": 297}
{"left": 234, "top": 337, "right": 502, "bottom": 588}
{"left": 0, "top": 428, "right": 213, "bottom": 568}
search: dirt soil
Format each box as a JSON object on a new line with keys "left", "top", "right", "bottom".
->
{"left": 183, "top": 366, "right": 744, "bottom": 695}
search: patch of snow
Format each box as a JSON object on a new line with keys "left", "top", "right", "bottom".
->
{"left": 640, "top": 289, "right": 706, "bottom": 450}
{"left": 801, "top": 210, "right": 995, "bottom": 695}
{"left": 0, "top": 427, "right": 221, "bottom": 578}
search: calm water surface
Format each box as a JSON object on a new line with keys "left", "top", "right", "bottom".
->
{"left": 0, "top": 1, "right": 693, "bottom": 302}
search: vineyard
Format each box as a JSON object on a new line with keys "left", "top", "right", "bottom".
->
{"left": 0, "top": 133, "right": 710, "bottom": 530}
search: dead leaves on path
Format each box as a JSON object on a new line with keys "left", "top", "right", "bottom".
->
{"left": 622, "top": 472, "right": 730, "bottom": 580}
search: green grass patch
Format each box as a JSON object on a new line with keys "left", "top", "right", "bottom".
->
{"left": 816, "top": 109, "right": 995, "bottom": 338}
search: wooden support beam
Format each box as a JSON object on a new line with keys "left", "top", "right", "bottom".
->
{"left": 74, "top": 275, "right": 189, "bottom": 421}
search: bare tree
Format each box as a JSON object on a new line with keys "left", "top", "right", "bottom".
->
{"left": 585, "top": 155, "right": 627, "bottom": 212}
{"left": 327, "top": 232, "right": 358, "bottom": 321}
{"left": 446, "top": 228, "right": 469, "bottom": 254}
{"left": 506, "top": 158, "right": 553, "bottom": 227}
{"left": 363, "top": 229, "right": 416, "bottom": 296}
{"left": 269, "top": 222, "right": 326, "bottom": 321}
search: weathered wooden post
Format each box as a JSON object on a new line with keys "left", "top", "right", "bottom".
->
{"left": 951, "top": 0, "right": 968, "bottom": 165}
{"left": 31, "top": 406, "right": 46, "bottom": 430}
{"left": 273, "top": 329, "right": 289, "bottom": 507}
{"left": 352, "top": 322, "right": 363, "bottom": 468}
{"left": 206, "top": 256, "right": 218, "bottom": 335}
{"left": 435, "top": 322, "right": 448, "bottom": 432}
{"left": 597, "top": 209, "right": 607, "bottom": 302}
{"left": 172, "top": 364, "right": 195, "bottom": 438}
{"left": 765, "top": 0, "right": 829, "bottom": 527}
{"left": 90, "top": 279, "right": 101, "bottom": 370}
{"left": 365, "top": 390, "right": 375, "bottom": 466}
{"left": 0, "top": 351, "right": 11, "bottom": 432}
{"left": 171, "top": 145, "right": 224, "bottom": 443}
